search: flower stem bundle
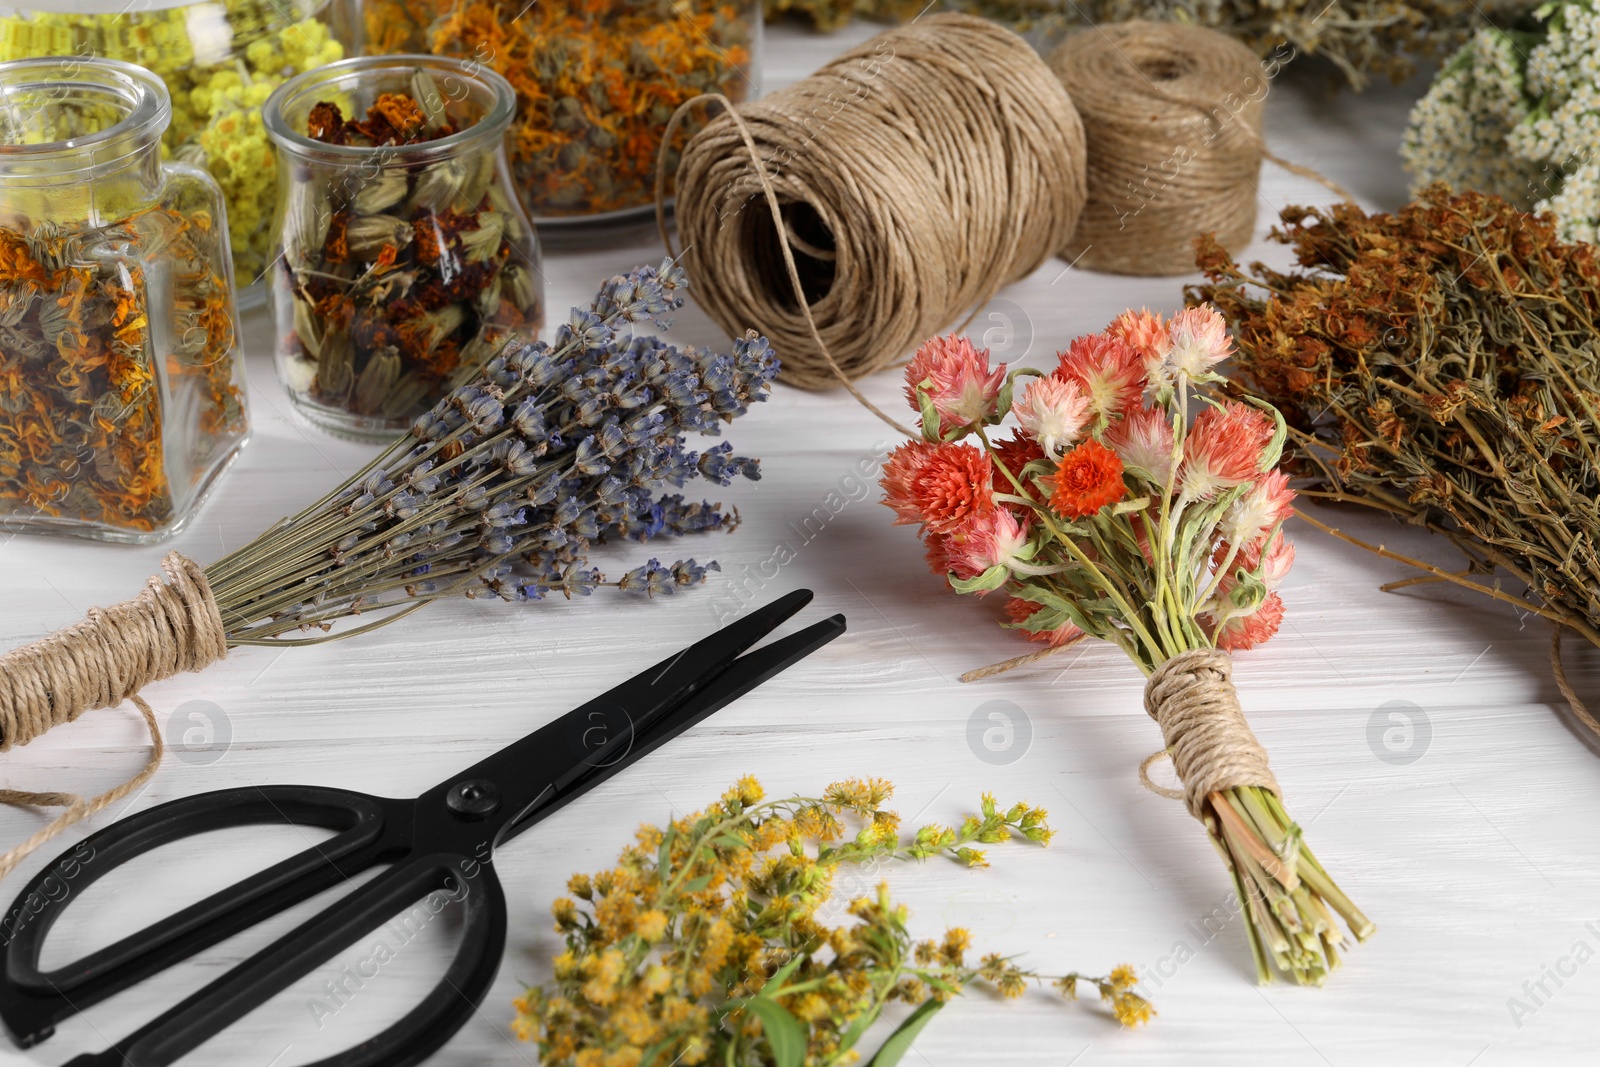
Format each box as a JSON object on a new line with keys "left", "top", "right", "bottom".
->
{"left": 512, "top": 777, "right": 1151, "bottom": 1066}
{"left": 0, "top": 261, "right": 776, "bottom": 874}
{"left": 879, "top": 311, "right": 1373, "bottom": 984}
{"left": 1193, "top": 187, "right": 1600, "bottom": 692}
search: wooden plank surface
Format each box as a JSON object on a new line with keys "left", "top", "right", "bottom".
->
{"left": 1, "top": 21, "right": 1597, "bottom": 1067}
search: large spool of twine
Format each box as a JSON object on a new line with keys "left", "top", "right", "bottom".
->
{"left": 666, "top": 13, "right": 1086, "bottom": 395}
{"left": 1049, "top": 21, "right": 1268, "bottom": 277}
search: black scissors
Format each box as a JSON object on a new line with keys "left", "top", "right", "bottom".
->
{"left": 0, "top": 590, "right": 843, "bottom": 1067}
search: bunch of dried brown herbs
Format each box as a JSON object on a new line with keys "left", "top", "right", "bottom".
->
{"left": 274, "top": 76, "right": 542, "bottom": 427}
{"left": 512, "top": 777, "right": 1151, "bottom": 1067}
{"left": 1192, "top": 185, "right": 1600, "bottom": 727}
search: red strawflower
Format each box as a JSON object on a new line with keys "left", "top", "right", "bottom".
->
{"left": 904, "top": 334, "right": 1006, "bottom": 437}
{"left": 1052, "top": 333, "right": 1147, "bottom": 427}
{"left": 1005, "top": 596, "right": 1083, "bottom": 647}
{"left": 925, "top": 532, "right": 955, "bottom": 579}
{"left": 1049, "top": 439, "right": 1127, "bottom": 518}
{"left": 880, "top": 440, "right": 938, "bottom": 525}
{"left": 991, "top": 430, "right": 1044, "bottom": 489}
{"left": 909, "top": 442, "right": 994, "bottom": 535}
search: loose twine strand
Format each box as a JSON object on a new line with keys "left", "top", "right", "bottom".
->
{"left": 662, "top": 13, "right": 1086, "bottom": 421}
{"left": 0, "top": 552, "right": 225, "bottom": 877}
{"left": 1049, "top": 20, "right": 1355, "bottom": 277}
{"left": 1138, "top": 648, "right": 1279, "bottom": 818}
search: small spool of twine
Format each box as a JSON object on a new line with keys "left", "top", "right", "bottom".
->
{"left": 1050, "top": 21, "right": 1269, "bottom": 277}
{"left": 1138, "top": 647, "right": 1279, "bottom": 819}
{"left": 0, "top": 552, "right": 226, "bottom": 878}
{"left": 667, "top": 13, "right": 1086, "bottom": 400}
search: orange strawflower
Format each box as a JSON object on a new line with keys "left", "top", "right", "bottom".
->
{"left": 1049, "top": 439, "right": 1126, "bottom": 518}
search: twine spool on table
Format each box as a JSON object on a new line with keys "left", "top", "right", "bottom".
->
{"left": 1049, "top": 21, "right": 1269, "bottom": 277}
{"left": 666, "top": 13, "right": 1086, "bottom": 397}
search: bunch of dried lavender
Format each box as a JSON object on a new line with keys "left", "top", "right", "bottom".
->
{"left": 213, "top": 259, "right": 772, "bottom": 641}
{"left": 1192, "top": 187, "right": 1600, "bottom": 719}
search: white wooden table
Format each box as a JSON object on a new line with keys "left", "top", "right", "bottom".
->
{"left": 3, "top": 22, "right": 1598, "bottom": 1067}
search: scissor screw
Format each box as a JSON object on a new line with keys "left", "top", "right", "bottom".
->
{"left": 447, "top": 778, "right": 501, "bottom": 819}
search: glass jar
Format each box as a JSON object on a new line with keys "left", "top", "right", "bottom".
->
{"left": 359, "top": 0, "right": 761, "bottom": 240}
{"left": 0, "top": 0, "right": 356, "bottom": 301}
{"left": 0, "top": 57, "right": 249, "bottom": 543}
{"left": 263, "top": 54, "right": 544, "bottom": 440}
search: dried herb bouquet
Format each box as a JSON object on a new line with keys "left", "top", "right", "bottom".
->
{"left": 1193, "top": 186, "right": 1600, "bottom": 725}
{"left": 879, "top": 312, "right": 1372, "bottom": 984}
{"left": 0, "top": 261, "right": 777, "bottom": 875}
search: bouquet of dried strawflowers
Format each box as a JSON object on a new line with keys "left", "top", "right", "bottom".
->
{"left": 1193, "top": 187, "right": 1600, "bottom": 726}
{"left": 0, "top": 261, "right": 775, "bottom": 876}
{"left": 1402, "top": 0, "right": 1600, "bottom": 243}
{"left": 880, "top": 313, "right": 1373, "bottom": 984}
{"left": 512, "top": 777, "right": 1151, "bottom": 1065}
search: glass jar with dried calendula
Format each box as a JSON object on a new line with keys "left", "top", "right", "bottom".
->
{"left": 263, "top": 54, "right": 544, "bottom": 439}
{"left": 359, "top": 0, "right": 760, "bottom": 240}
{"left": 0, "top": 56, "right": 249, "bottom": 543}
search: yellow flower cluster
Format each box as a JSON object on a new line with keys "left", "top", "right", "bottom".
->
{"left": 0, "top": 1, "right": 346, "bottom": 282}
{"left": 512, "top": 777, "right": 1151, "bottom": 1066}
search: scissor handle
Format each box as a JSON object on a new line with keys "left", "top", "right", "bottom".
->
{"left": 63, "top": 851, "right": 507, "bottom": 1067}
{"left": 0, "top": 783, "right": 400, "bottom": 1048}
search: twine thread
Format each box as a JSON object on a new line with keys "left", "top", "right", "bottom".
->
{"left": 1050, "top": 20, "right": 1354, "bottom": 277}
{"left": 0, "top": 552, "right": 225, "bottom": 877}
{"left": 666, "top": 13, "right": 1086, "bottom": 396}
{"left": 1140, "top": 647, "right": 1279, "bottom": 819}
{"left": 1550, "top": 624, "right": 1600, "bottom": 739}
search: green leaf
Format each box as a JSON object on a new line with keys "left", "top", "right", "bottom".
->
{"left": 740, "top": 996, "right": 808, "bottom": 1067}
{"left": 681, "top": 874, "right": 712, "bottom": 894}
{"left": 1111, "top": 495, "right": 1150, "bottom": 515}
{"left": 837, "top": 1003, "right": 886, "bottom": 1056}
{"left": 762, "top": 952, "right": 808, "bottom": 991}
{"left": 866, "top": 1000, "right": 947, "bottom": 1067}
{"left": 949, "top": 564, "right": 1009, "bottom": 594}
{"left": 915, "top": 384, "right": 940, "bottom": 441}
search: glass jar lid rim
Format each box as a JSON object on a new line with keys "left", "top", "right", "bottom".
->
{"left": 263, "top": 54, "right": 518, "bottom": 159}
{"left": 0, "top": 56, "right": 170, "bottom": 157}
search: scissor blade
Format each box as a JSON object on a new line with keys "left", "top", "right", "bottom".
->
{"left": 500, "top": 612, "right": 847, "bottom": 843}
{"left": 426, "top": 590, "right": 816, "bottom": 824}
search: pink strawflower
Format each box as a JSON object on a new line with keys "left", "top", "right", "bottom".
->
{"left": 1005, "top": 596, "right": 1084, "bottom": 647}
{"left": 1107, "top": 307, "right": 1171, "bottom": 379}
{"left": 1220, "top": 470, "right": 1296, "bottom": 546}
{"left": 1165, "top": 305, "right": 1233, "bottom": 380}
{"left": 946, "top": 507, "right": 1031, "bottom": 581}
{"left": 908, "top": 442, "right": 995, "bottom": 536}
{"left": 1178, "top": 401, "right": 1273, "bottom": 501}
{"left": 904, "top": 335, "right": 1006, "bottom": 437}
{"left": 880, "top": 440, "right": 938, "bottom": 525}
{"left": 1052, "top": 333, "right": 1147, "bottom": 428}
{"left": 1217, "top": 535, "right": 1296, "bottom": 595}
{"left": 1013, "top": 375, "right": 1091, "bottom": 458}
{"left": 1211, "top": 592, "right": 1285, "bottom": 651}
{"left": 1104, "top": 405, "right": 1176, "bottom": 488}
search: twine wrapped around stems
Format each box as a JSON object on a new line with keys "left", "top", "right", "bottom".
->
{"left": 1138, "top": 647, "right": 1280, "bottom": 818}
{"left": 0, "top": 552, "right": 224, "bottom": 877}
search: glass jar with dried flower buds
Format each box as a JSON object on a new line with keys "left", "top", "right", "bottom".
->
{"left": 0, "top": 57, "right": 249, "bottom": 543}
{"left": 358, "top": 0, "right": 760, "bottom": 240}
{"left": 263, "top": 54, "right": 544, "bottom": 439}
{"left": 0, "top": 0, "right": 358, "bottom": 302}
